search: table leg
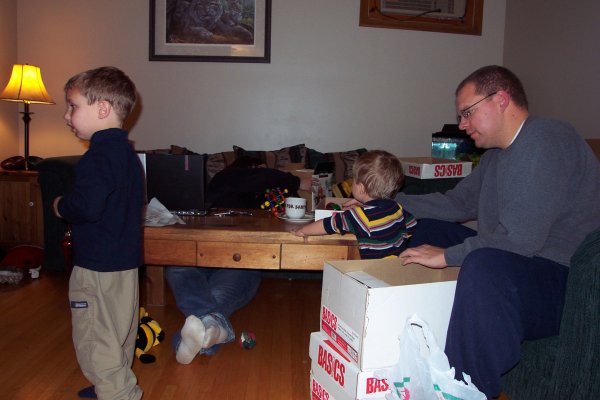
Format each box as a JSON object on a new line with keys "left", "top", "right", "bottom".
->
{"left": 348, "top": 245, "right": 361, "bottom": 260}
{"left": 145, "top": 265, "right": 166, "bottom": 306}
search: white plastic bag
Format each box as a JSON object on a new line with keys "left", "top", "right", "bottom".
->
{"left": 381, "top": 314, "right": 485, "bottom": 400}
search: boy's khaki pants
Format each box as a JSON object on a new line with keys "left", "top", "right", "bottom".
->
{"left": 69, "top": 266, "right": 143, "bottom": 400}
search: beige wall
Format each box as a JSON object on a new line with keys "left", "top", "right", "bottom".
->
{"left": 504, "top": 0, "right": 600, "bottom": 138}
{"left": 5, "top": 1, "right": 598, "bottom": 164}
{"left": 8, "top": 0, "right": 507, "bottom": 158}
{"left": 0, "top": 0, "right": 19, "bottom": 162}
{"left": 0, "top": 0, "right": 512, "bottom": 161}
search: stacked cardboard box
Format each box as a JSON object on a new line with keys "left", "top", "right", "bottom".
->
{"left": 398, "top": 157, "right": 472, "bottom": 180}
{"left": 309, "top": 259, "right": 460, "bottom": 400}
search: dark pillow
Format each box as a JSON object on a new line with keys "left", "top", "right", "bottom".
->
{"left": 332, "top": 148, "right": 367, "bottom": 183}
{"left": 233, "top": 144, "right": 307, "bottom": 169}
{"left": 169, "top": 145, "right": 199, "bottom": 155}
{"left": 141, "top": 145, "right": 199, "bottom": 155}
{"left": 305, "top": 148, "right": 326, "bottom": 169}
{"left": 305, "top": 148, "right": 367, "bottom": 183}
{"left": 206, "top": 151, "right": 236, "bottom": 180}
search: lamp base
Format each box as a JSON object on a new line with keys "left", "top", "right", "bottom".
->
{"left": 1, "top": 155, "right": 44, "bottom": 171}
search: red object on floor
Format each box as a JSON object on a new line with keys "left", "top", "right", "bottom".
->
{"left": 0, "top": 245, "right": 44, "bottom": 269}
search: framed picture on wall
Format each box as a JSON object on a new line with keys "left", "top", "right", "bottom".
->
{"left": 150, "top": 0, "right": 271, "bottom": 63}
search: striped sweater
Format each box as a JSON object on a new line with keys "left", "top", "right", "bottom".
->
{"left": 323, "top": 198, "right": 417, "bottom": 259}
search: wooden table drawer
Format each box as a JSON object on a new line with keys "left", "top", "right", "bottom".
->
{"left": 198, "top": 242, "right": 280, "bottom": 269}
{"left": 281, "top": 244, "right": 351, "bottom": 270}
{"left": 145, "top": 239, "right": 197, "bottom": 265}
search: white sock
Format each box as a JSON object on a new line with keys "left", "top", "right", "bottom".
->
{"left": 201, "top": 315, "right": 229, "bottom": 349}
{"left": 176, "top": 315, "right": 206, "bottom": 364}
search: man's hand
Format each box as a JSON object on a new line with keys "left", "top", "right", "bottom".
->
{"left": 399, "top": 245, "right": 448, "bottom": 269}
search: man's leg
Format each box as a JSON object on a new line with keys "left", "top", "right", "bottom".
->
{"left": 207, "top": 268, "right": 262, "bottom": 318}
{"left": 445, "top": 248, "right": 568, "bottom": 398}
{"left": 408, "top": 218, "right": 476, "bottom": 248}
{"left": 166, "top": 266, "right": 216, "bottom": 318}
{"left": 198, "top": 268, "right": 262, "bottom": 355}
{"left": 166, "top": 267, "right": 261, "bottom": 362}
{"left": 166, "top": 266, "right": 215, "bottom": 363}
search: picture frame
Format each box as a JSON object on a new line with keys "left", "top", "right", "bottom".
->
{"left": 359, "top": 0, "right": 483, "bottom": 36}
{"left": 150, "top": 0, "right": 271, "bottom": 63}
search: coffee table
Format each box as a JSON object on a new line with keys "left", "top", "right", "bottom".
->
{"left": 144, "top": 210, "right": 359, "bottom": 305}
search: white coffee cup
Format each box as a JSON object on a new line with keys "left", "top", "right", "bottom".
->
{"left": 285, "top": 197, "right": 307, "bottom": 219}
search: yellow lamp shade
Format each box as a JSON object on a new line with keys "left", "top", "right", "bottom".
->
{"left": 0, "top": 64, "right": 54, "bottom": 104}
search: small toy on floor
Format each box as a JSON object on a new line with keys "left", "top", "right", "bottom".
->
{"left": 239, "top": 331, "right": 257, "bottom": 350}
{"left": 135, "top": 307, "right": 165, "bottom": 363}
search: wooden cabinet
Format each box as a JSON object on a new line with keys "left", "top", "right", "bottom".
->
{"left": 0, "top": 170, "right": 44, "bottom": 248}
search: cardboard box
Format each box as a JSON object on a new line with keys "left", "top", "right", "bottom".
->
{"left": 310, "top": 332, "right": 391, "bottom": 400}
{"left": 320, "top": 259, "right": 459, "bottom": 370}
{"left": 399, "top": 157, "right": 472, "bottom": 179}
{"left": 281, "top": 166, "right": 315, "bottom": 209}
{"left": 315, "top": 197, "right": 352, "bottom": 221}
{"left": 310, "top": 372, "right": 340, "bottom": 400}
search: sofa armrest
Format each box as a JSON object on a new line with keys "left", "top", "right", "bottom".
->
{"left": 502, "top": 228, "right": 600, "bottom": 398}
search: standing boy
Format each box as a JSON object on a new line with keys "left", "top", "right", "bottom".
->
{"left": 291, "top": 150, "right": 416, "bottom": 259}
{"left": 53, "top": 66, "right": 144, "bottom": 400}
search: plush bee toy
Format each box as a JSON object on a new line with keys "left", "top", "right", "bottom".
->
{"left": 135, "top": 307, "right": 165, "bottom": 364}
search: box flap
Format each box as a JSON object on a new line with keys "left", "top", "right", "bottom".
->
{"left": 347, "top": 271, "right": 391, "bottom": 288}
{"left": 326, "top": 259, "right": 459, "bottom": 286}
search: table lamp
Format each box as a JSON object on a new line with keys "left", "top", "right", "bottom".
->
{"left": 0, "top": 64, "right": 55, "bottom": 170}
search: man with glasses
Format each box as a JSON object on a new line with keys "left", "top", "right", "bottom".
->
{"left": 395, "top": 65, "right": 600, "bottom": 398}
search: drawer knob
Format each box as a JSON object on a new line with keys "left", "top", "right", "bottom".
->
{"left": 233, "top": 253, "right": 241, "bottom": 262}
{"left": 29, "top": 201, "right": 34, "bottom": 207}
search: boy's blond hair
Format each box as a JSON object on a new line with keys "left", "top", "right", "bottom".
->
{"left": 64, "top": 66, "right": 136, "bottom": 122}
{"left": 353, "top": 150, "right": 404, "bottom": 199}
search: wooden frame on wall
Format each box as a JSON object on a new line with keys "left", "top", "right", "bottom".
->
{"left": 359, "top": 0, "right": 483, "bottom": 36}
{"left": 150, "top": 0, "right": 271, "bottom": 63}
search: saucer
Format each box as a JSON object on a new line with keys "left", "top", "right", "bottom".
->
{"left": 277, "top": 213, "right": 314, "bottom": 223}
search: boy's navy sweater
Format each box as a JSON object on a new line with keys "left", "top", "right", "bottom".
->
{"left": 58, "top": 128, "right": 144, "bottom": 272}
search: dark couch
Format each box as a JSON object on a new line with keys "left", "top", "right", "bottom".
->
{"left": 36, "top": 156, "right": 81, "bottom": 271}
{"left": 36, "top": 151, "right": 462, "bottom": 272}
{"left": 502, "top": 228, "right": 600, "bottom": 399}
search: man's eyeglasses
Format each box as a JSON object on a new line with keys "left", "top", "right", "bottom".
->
{"left": 456, "top": 92, "right": 497, "bottom": 123}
